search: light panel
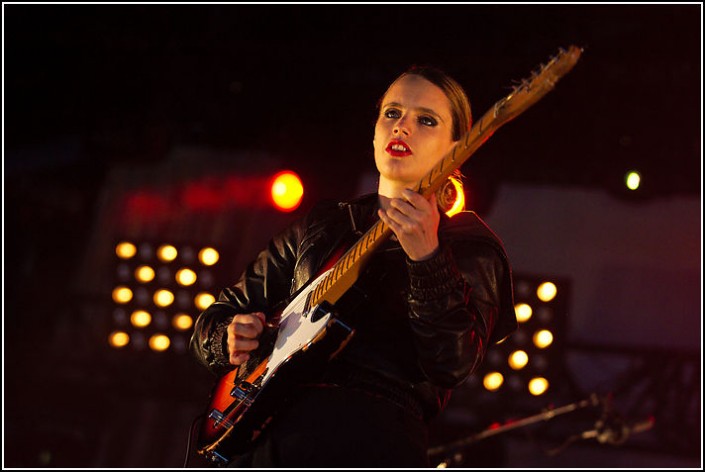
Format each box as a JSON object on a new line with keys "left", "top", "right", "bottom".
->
{"left": 108, "top": 240, "right": 221, "bottom": 354}
{"left": 468, "top": 274, "right": 569, "bottom": 400}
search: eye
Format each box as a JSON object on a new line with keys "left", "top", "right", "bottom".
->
{"left": 383, "top": 108, "right": 401, "bottom": 119}
{"left": 418, "top": 115, "right": 438, "bottom": 127}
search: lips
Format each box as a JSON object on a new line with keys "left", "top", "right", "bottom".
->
{"left": 386, "top": 139, "right": 412, "bottom": 157}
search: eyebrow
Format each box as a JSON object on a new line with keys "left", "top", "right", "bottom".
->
{"left": 382, "top": 101, "right": 447, "bottom": 123}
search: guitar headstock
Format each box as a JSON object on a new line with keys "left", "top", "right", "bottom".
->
{"left": 491, "top": 45, "right": 582, "bottom": 125}
{"left": 417, "top": 45, "right": 582, "bottom": 199}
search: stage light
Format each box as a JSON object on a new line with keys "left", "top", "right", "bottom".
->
{"left": 195, "top": 292, "right": 216, "bottom": 311}
{"left": 532, "top": 354, "right": 549, "bottom": 372}
{"left": 153, "top": 311, "right": 168, "bottom": 329}
{"left": 536, "top": 282, "right": 557, "bottom": 302}
{"left": 156, "top": 266, "right": 172, "bottom": 284}
{"left": 533, "top": 329, "right": 553, "bottom": 348}
{"left": 135, "top": 265, "right": 155, "bottom": 283}
{"left": 528, "top": 377, "right": 549, "bottom": 396}
{"left": 134, "top": 287, "right": 149, "bottom": 305}
{"left": 515, "top": 303, "right": 533, "bottom": 323}
{"left": 154, "top": 289, "right": 175, "bottom": 307}
{"left": 199, "top": 247, "right": 219, "bottom": 266}
{"left": 157, "top": 244, "right": 178, "bottom": 262}
{"left": 468, "top": 274, "right": 569, "bottom": 401}
{"left": 131, "top": 332, "right": 146, "bottom": 350}
{"left": 508, "top": 350, "right": 529, "bottom": 370}
{"left": 625, "top": 170, "right": 641, "bottom": 190}
{"left": 113, "top": 308, "right": 128, "bottom": 325}
{"left": 109, "top": 240, "right": 221, "bottom": 356}
{"left": 271, "top": 170, "right": 304, "bottom": 212}
{"left": 116, "top": 242, "right": 137, "bottom": 259}
{"left": 149, "top": 334, "right": 171, "bottom": 352}
{"left": 171, "top": 336, "right": 188, "bottom": 353}
{"left": 483, "top": 372, "right": 504, "bottom": 391}
{"left": 112, "top": 286, "right": 133, "bottom": 304}
{"left": 175, "top": 268, "right": 197, "bottom": 286}
{"left": 535, "top": 306, "right": 553, "bottom": 323}
{"left": 138, "top": 243, "right": 153, "bottom": 260}
{"left": 130, "top": 310, "right": 152, "bottom": 328}
{"left": 109, "top": 331, "right": 130, "bottom": 348}
{"left": 172, "top": 313, "right": 193, "bottom": 331}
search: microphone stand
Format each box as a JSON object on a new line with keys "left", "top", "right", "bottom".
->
{"left": 430, "top": 393, "right": 656, "bottom": 467}
{"left": 428, "top": 394, "right": 601, "bottom": 466}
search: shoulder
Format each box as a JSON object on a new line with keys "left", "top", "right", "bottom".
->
{"left": 440, "top": 211, "right": 507, "bottom": 255}
{"left": 443, "top": 211, "right": 518, "bottom": 343}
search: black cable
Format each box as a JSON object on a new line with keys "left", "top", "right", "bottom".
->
{"left": 183, "top": 413, "right": 205, "bottom": 468}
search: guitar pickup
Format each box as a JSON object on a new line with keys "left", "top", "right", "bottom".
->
{"left": 230, "top": 381, "right": 255, "bottom": 406}
{"left": 208, "top": 409, "right": 234, "bottom": 429}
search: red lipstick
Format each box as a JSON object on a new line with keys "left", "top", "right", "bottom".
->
{"left": 386, "top": 139, "right": 412, "bottom": 157}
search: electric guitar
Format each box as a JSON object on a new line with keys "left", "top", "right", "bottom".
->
{"left": 195, "top": 45, "right": 583, "bottom": 465}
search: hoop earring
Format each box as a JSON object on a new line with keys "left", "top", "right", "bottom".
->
{"left": 436, "top": 174, "right": 465, "bottom": 216}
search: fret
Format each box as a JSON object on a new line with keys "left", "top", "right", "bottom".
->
{"left": 331, "top": 262, "right": 341, "bottom": 282}
{"left": 370, "top": 222, "right": 379, "bottom": 240}
{"left": 345, "top": 251, "right": 356, "bottom": 269}
{"left": 363, "top": 232, "right": 372, "bottom": 249}
{"left": 353, "top": 242, "right": 362, "bottom": 260}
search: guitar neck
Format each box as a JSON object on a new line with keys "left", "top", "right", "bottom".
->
{"left": 309, "top": 219, "right": 391, "bottom": 307}
{"left": 416, "top": 47, "right": 581, "bottom": 198}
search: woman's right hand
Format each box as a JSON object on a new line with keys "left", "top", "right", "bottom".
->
{"left": 227, "top": 312, "right": 266, "bottom": 365}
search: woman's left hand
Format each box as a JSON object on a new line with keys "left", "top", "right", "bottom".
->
{"left": 378, "top": 189, "right": 440, "bottom": 261}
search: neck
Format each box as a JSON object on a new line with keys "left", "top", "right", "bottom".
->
{"left": 377, "top": 178, "right": 414, "bottom": 211}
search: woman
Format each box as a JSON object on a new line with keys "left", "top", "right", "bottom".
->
{"left": 190, "top": 66, "right": 517, "bottom": 467}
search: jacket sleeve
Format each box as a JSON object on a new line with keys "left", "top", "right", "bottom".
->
{"left": 406, "top": 238, "right": 507, "bottom": 389}
{"left": 189, "top": 220, "right": 304, "bottom": 376}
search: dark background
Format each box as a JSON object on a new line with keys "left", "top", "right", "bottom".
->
{"left": 4, "top": 3, "right": 701, "bottom": 468}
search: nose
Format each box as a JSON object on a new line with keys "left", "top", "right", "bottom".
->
{"left": 393, "top": 115, "right": 411, "bottom": 136}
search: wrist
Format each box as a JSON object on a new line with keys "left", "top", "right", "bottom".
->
{"left": 406, "top": 244, "right": 463, "bottom": 301}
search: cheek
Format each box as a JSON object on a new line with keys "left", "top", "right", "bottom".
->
{"left": 432, "top": 132, "right": 456, "bottom": 155}
{"left": 423, "top": 139, "right": 455, "bottom": 168}
{"left": 373, "top": 122, "right": 385, "bottom": 150}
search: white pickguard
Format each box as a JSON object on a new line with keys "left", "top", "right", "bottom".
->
{"left": 259, "top": 269, "right": 333, "bottom": 385}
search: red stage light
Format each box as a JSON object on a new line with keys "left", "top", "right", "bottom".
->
{"left": 270, "top": 171, "right": 304, "bottom": 212}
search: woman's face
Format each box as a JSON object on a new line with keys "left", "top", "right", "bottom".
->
{"left": 373, "top": 74, "right": 457, "bottom": 191}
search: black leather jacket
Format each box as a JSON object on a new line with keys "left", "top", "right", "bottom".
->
{"left": 190, "top": 193, "right": 516, "bottom": 419}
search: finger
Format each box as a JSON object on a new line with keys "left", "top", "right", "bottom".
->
{"left": 428, "top": 192, "right": 437, "bottom": 208}
{"left": 379, "top": 209, "right": 417, "bottom": 241}
{"left": 233, "top": 336, "right": 259, "bottom": 351}
{"left": 232, "top": 322, "right": 261, "bottom": 339}
{"left": 388, "top": 199, "right": 420, "bottom": 219}
{"left": 252, "top": 311, "right": 266, "bottom": 325}
{"left": 386, "top": 206, "right": 420, "bottom": 234}
{"left": 379, "top": 207, "right": 402, "bottom": 227}
{"left": 401, "top": 188, "right": 427, "bottom": 208}
{"left": 229, "top": 351, "right": 250, "bottom": 365}
{"left": 233, "top": 313, "right": 265, "bottom": 335}
{"left": 378, "top": 208, "right": 400, "bottom": 233}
